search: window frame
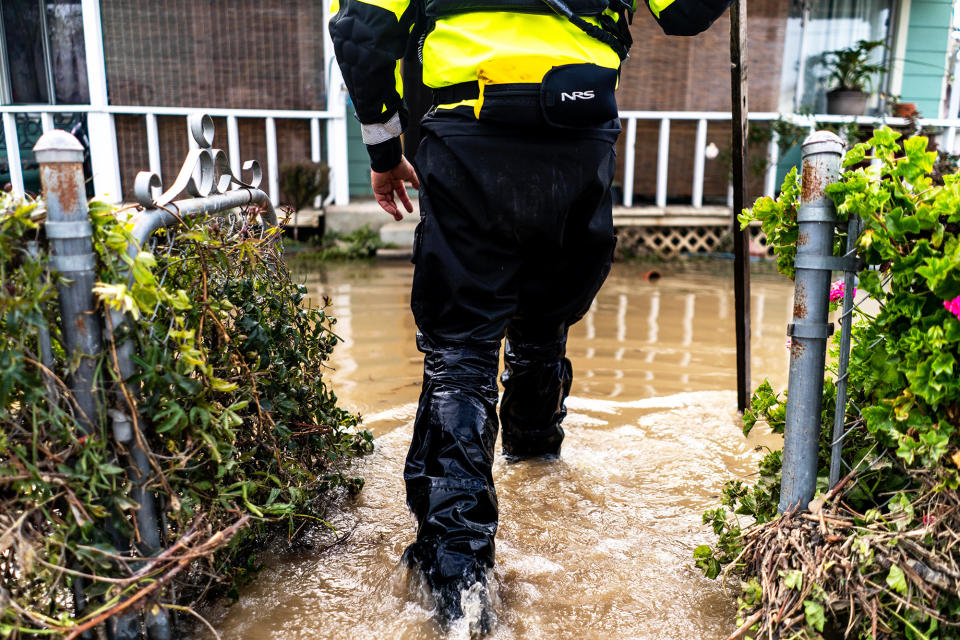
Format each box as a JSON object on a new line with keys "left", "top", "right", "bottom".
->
{"left": 0, "top": 0, "right": 62, "bottom": 106}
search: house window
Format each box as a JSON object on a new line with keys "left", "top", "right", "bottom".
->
{"left": 1, "top": 0, "right": 89, "bottom": 105}
{"left": 779, "top": 0, "right": 893, "bottom": 113}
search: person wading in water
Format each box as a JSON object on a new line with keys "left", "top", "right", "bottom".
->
{"left": 329, "top": 0, "right": 732, "bottom": 633}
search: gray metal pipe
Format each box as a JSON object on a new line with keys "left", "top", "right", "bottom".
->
{"left": 35, "top": 130, "right": 136, "bottom": 639}
{"left": 25, "top": 240, "right": 56, "bottom": 393}
{"left": 36, "top": 131, "right": 103, "bottom": 434}
{"left": 829, "top": 216, "right": 861, "bottom": 488}
{"left": 779, "top": 131, "right": 845, "bottom": 513}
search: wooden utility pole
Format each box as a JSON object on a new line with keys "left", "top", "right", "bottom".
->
{"left": 730, "top": 0, "right": 751, "bottom": 412}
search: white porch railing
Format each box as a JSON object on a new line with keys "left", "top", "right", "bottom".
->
{"left": 3, "top": 104, "right": 959, "bottom": 210}
{"left": 1, "top": 103, "right": 350, "bottom": 206}
{"left": 618, "top": 110, "right": 960, "bottom": 209}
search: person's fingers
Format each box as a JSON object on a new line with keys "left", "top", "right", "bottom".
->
{"left": 406, "top": 164, "right": 421, "bottom": 189}
{"left": 396, "top": 180, "right": 414, "bottom": 213}
{"left": 376, "top": 191, "right": 399, "bottom": 219}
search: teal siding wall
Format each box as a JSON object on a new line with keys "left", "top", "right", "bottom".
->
{"left": 347, "top": 112, "right": 374, "bottom": 197}
{"left": 900, "top": 0, "right": 952, "bottom": 117}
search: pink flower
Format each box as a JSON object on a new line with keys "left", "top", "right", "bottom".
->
{"left": 922, "top": 515, "right": 935, "bottom": 526}
{"left": 829, "top": 280, "right": 856, "bottom": 303}
{"left": 944, "top": 296, "right": 960, "bottom": 320}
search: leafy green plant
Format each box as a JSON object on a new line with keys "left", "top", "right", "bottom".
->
{"left": 824, "top": 39, "right": 887, "bottom": 92}
{"left": 738, "top": 167, "right": 801, "bottom": 278}
{"left": 1, "top": 192, "right": 371, "bottom": 637}
{"left": 698, "top": 128, "right": 960, "bottom": 639}
{"left": 290, "top": 224, "right": 391, "bottom": 263}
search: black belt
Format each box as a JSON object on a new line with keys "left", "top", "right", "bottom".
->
{"left": 433, "top": 81, "right": 480, "bottom": 105}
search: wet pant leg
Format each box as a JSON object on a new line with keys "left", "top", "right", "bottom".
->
{"left": 403, "top": 334, "right": 500, "bottom": 590}
{"left": 499, "top": 325, "right": 571, "bottom": 459}
{"left": 403, "top": 111, "right": 620, "bottom": 592}
{"left": 499, "top": 142, "right": 618, "bottom": 459}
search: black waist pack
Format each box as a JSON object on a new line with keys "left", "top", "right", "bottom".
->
{"left": 474, "top": 63, "right": 619, "bottom": 129}
{"left": 539, "top": 63, "right": 619, "bottom": 128}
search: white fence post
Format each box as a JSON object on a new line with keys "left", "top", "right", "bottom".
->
{"left": 145, "top": 113, "right": 162, "bottom": 199}
{"left": 265, "top": 116, "right": 279, "bottom": 206}
{"left": 227, "top": 115, "right": 241, "bottom": 176}
{"left": 655, "top": 118, "right": 670, "bottom": 208}
{"left": 81, "top": 0, "right": 122, "bottom": 203}
{"left": 323, "top": 0, "right": 350, "bottom": 206}
{"left": 622, "top": 117, "right": 637, "bottom": 207}
{"left": 692, "top": 118, "right": 707, "bottom": 208}
{"left": 2, "top": 113, "right": 23, "bottom": 196}
{"left": 326, "top": 74, "right": 350, "bottom": 206}
{"left": 764, "top": 130, "right": 780, "bottom": 198}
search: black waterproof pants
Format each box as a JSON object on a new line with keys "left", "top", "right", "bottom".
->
{"left": 404, "top": 109, "right": 619, "bottom": 593}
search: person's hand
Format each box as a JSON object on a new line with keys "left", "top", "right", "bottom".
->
{"left": 372, "top": 157, "right": 420, "bottom": 221}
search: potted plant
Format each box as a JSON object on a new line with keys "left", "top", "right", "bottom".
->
{"left": 823, "top": 39, "right": 886, "bottom": 115}
{"left": 279, "top": 161, "right": 330, "bottom": 240}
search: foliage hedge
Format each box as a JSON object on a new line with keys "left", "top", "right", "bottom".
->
{"left": 1, "top": 194, "right": 371, "bottom": 637}
{"left": 697, "top": 128, "right": 960, "bottom": 639}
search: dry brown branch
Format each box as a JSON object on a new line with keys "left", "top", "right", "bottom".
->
{"left": 63, "top": 516, "right": 249, "bottom": 639}
{"left": 731, "top": 469, "right": 960, "bottom": 638}
{"left": 725, "top": 610, "right": 764, "bottom": 640}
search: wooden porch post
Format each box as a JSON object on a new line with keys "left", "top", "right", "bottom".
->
{"left": 731, "top": 0, "right": 752, "bottom": 412}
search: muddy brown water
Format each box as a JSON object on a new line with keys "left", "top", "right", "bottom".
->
{"left": 210, "top": 260, "right": 794, "bottom": 640}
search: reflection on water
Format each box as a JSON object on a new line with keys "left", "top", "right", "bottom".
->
{"left": 211, "top": 261, "right": 794, "bottom": 640}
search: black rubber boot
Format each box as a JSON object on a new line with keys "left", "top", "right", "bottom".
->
{"left": 499, "top": 331, "right": 571, "bottom": 461}
{"left": 403, "top": 333, "right": 499, "bottom": 632}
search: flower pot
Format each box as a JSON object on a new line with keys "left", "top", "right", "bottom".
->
{"left": 826, "top": 89, "right": 868, "bottom": 115}
{"left": 892, "top": 102, "right": 918, "bottom": 119}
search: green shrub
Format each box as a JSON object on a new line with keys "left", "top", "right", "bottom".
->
{"left": 1, "top": 193, "right": 371, "bottom": 637}
{"left": 289, "top": 224, "right": 391, "bottom": 263}
{"left": 279, "top": 161, "right": 329, "bottom": 212}
{"left": 700, "top": 128, "right": 960, "bottom": 639}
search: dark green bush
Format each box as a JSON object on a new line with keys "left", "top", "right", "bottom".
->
{"left": 1, "top": 193, "right": 370, "bottom": 637}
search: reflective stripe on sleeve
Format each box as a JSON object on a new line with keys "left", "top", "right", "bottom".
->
{"left": 361, "top": 112, "right": 403, "bottom": 145}
{"left": 647, "top": 0, "right": 676, "bottom": 17}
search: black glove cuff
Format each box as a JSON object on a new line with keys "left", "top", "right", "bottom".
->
{"left": 368, "top": 137, "right": 403, "bottom": 173}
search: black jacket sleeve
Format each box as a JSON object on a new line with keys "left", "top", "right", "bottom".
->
{"left": 329, "top": 0, "right": 416, "bottom": 171}
{"left": 645, "top": 0, "right": 732, "bottom": 36}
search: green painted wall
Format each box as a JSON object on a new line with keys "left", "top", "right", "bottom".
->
{"left": 347, "top": 113, "right": 374, "bottom": 197}
{"left": 899, "top": 0, "right": 952, "bottom": 117}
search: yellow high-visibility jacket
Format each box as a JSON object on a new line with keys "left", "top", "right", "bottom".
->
{"left": 329, "top": 0, "right": 731, "bottom": 170}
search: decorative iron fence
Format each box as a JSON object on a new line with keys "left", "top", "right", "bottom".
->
{"left": 10, "top": 114, "right": 278, "bottom": 639}
{"left": 1, "top": 104, "right": 348, "bottom": 207}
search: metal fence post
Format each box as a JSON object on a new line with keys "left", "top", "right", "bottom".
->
{"left": 779, "top": 131, "right": 845, "bottom": 513}
{"left": 36, "top": 130, "right": 103, "bottom": 434}
{"left": 35, "top": 130, "right": 107, "bottom": 640}
{"left": 829, "top": 216, "right": 861, "bottom": 488}
{"left": 36, "top": 131, "right": 167, "bottom": 640}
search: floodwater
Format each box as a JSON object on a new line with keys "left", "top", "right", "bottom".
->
{"left": 210, "top": 260, "right": 794, "bottom": 640}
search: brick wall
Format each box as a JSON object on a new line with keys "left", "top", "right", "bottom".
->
{"left": 101, "top": 0, "right": 326, "bottom": 200}
{"left": 619, "top": 0, "right": 787, "bottom": 112}
{"left": 617, "top": 0, "right": 788, "bottom": 204}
